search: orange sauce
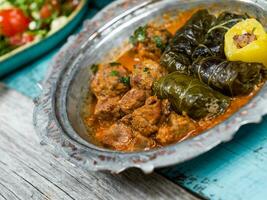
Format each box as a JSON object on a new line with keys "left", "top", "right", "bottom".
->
{"left": 117, "top": 9, "right": 199, "bottom": 72}
{"left": 117, "top": 50, "right": 140, "bottom": 72}
{"left": 164, "top": 8, "right": 199, "bottom": 34}
{"left": 191, "top": 88, "right": 260, "bottom": 138}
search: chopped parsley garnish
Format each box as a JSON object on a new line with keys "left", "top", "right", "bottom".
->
{"left": 110, "top": 70, "right": 120, "bottom": 76}
{"left": 129, "top": 26, "right": 147, "bottom": 45}
{"left": 119, "top": 76, "right": 130, "bottom": 86}
{"left": 143, "top": 67, "right": 149, "bottom": 72}
{"left": 7, "top": 0, "right": 45, "bottom": 16}
{"left": 153, "top": 36, "right": 164, "bottom": 51}
{"left": 109, "top": 62, "right": 121, "bottom": 66}
{"left": 91, "top": 64, "right": 99, "bottom": 74}
{"left": 0, "top": 36, "right": 16, "bottom": 57}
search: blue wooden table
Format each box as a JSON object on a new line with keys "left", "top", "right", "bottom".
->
{"left": 2, "top": 1, "right": 267, "bottom": 199}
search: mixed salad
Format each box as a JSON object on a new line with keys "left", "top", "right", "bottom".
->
{"left": 0, "top": 0, "right": 80, "bottom": 57}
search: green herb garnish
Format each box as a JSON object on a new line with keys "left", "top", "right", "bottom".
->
{"left": 153, "top": 36, "right": 164, "bottom": 51}
{"left": 110, "top": 70, "right": 120, "bottom": 76}
{"left": 0, "top": 40, "right": 16, "bottom": 57}
{"left": 119, "top": 76, "right": 130, "bottom": 86}
{"left": 129, "top": 26, "right": 147, "bottom": 45}
{"left": 91, "top": 64, "right": 99, "bottom": 74}
{"left": 109, "top": 62, "right": 121, "bottom": 66}
{"left": 143, "top": 67, "right": 149, "bottom": 72}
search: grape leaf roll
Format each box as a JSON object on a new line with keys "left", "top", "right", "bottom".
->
{"left": 160, "top": 9, "right": 215, "bottom": 73}
{"left": 153, "top": 72, "right": 230, "bottom": 119}
{"left": 194, "top": 12, "right": 247, "bottom": 59}
{"left": 161, "top": 9, "right": 247, "bottom": 74}
{"left": 191, "top": 57, "right": 266, "bottom": 96}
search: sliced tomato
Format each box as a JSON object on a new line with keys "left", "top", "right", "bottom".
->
{"left": 40, "top": 0, "right": 60, "bottom": 19}
{"left": 0, "top": 8, "right": 30, "bottom": 37}
{"left": 40, "top": 4, "right": 53, "bottom": 19}
{"left": 9, "top": 33, "right": 35, "bottom": 46}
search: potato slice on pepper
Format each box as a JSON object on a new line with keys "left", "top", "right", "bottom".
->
{"left": 225, "top": 18, "right": 267, "bottom": 67}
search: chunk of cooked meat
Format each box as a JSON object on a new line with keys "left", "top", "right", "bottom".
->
{"left": 131, "top": 59, "right": 167, "bottom": 90}
{"left": 156, "top": 112, "right": 196, "bottom": 145}
{"left": 233, "top": 32, "right": 257, "bottom": 49}
{"left": 94, "top": 96, "right": 121, "bottom": 120}
{"left": 119, "top": 113, "right": 133, "bottom": 126}
{"left": 91, "top": 63, "right": 130, "bottom": 99}
{"left": 119, "top": 88, "right": 148, "bottom": 114}
{"left": 95, "top": 123, "right": 133, "bottom": 151}
{"left": 131, "top": 96, "right": 162, "bottom": 136}
{"left": 131, "top": 24, "right": 172, "bottom": 60}
{"left": 128, "top": 133, "right": 156, "bottom": 151}
{"left": 159, "top": 99, "right": 172, "bottom": 123}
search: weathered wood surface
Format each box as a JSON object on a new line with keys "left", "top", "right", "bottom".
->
{"left": 4, "top": 1, "right": 267, "bottom": 199}
{"left": 0, "top": 84, "right": 199, "bottom": 200}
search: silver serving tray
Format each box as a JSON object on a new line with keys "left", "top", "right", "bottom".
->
{"left": 33, "top": 0, "right": 267, "bottom": 173}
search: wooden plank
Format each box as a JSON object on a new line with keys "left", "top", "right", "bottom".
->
{"left": 4, "top": 1, "right": 267, "bottom": 199}
{"left": 0, "top": 84, "right": 198, "bottom": 200}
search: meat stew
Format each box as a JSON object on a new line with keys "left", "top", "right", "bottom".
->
{"left": 82, "top": 9, "right": 267, "bottom": 152}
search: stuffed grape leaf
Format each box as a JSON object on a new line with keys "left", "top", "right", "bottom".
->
{"left": 191, "top": 57, "right": 266, "bottom": 96}
{"left": 201, "top": 12, "right": 248, "bottom": 58}
{"left": 161, "top": 9, "right": 248, "bottom": 74}
{"left": 153, "top": 72, "right": 230, "bottom": 119}
{"left": 160, "top": 9, "right": 264, "bottom": 97}
{"left": 160, "top": 9, "right": 215, "bottom": 73}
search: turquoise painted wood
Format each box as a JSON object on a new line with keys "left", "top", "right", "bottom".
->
{"left": 3, "top": 48, "right": 58, "bottom": 98}
{"left": 2, "top": 2, "right": 267, "bottom": 200}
